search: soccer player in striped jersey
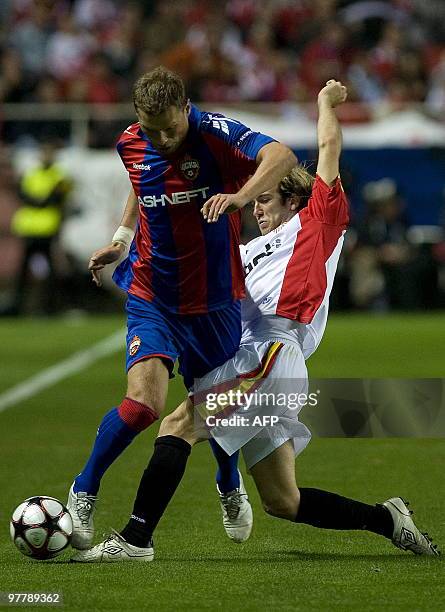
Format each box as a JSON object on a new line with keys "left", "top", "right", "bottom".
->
{"left": 67, "top": 67, "right": 296, "bottom": 549}
{"left": 72, "top": 80, "right": 439, "bottom": 562}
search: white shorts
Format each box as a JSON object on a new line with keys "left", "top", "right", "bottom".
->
{"left": 192, "top": 339, "right": 312, "bottom": 469}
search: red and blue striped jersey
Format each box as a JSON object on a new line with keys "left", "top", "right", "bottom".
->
{"left": 113, "top": 104, "right": 275, "bottom": 314}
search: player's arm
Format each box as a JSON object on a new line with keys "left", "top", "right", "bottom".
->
{"left": 237, "top": 141, "right": 297, "bottom": 207}
{"left": 316, "top": 79, "right": 347, "bottom": 186}
{"left": 118, "top": 187, "right": 139, "bottom": 230}
{"left": 89, "top": 188, "right": 139, "bottom": 286}
{"left": 202, "top": 142, "right": 296, "bottom": 222}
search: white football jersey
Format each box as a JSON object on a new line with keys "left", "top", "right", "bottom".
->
{"left": 240, "top": 175, "right": 349, "bottom": 359}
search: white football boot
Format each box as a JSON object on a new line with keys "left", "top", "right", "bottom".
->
{"left": 67, "top": 483, "right": 97, "bottom": 550}
{"left": 218, "top": 471, "right": 253, "bottom": 543}
{"left": 71, "top": 530, "right": 154, "bottom": 563}
{"left": 380, "top": 497, "right": 440, "bottom": 556}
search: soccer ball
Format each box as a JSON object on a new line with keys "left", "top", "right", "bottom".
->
{"left": 10, "top": 496, "right": 73, "bottom": 560}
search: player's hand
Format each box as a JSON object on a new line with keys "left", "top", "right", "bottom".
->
{"left": 318, "top": 80, "right": 348, "bottom": 108}
{"left": 201, "top": 193, "right": 245, "bottom": 223}
{"left": 88, "top": 243, "right": 125, "bottom": 287}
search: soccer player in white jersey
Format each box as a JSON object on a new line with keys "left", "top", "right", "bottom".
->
{"left": 72, "top": 80, "right": 439, "bottom": 562}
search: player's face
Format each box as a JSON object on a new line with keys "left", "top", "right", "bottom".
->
{"left": 137, "top": 102, "right": 190, "bottom": 155}
{"left": 253, "top": 188, "right": 294, "bottom": 235}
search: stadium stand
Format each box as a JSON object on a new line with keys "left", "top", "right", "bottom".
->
{"left": 0, "top": 0, "right": 444, "bottom": 313}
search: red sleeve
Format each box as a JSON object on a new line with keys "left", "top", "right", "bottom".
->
{"left": 116, "top": 123, "right": 140, "bottom": 165}
{"left": 306, "top": 174, "right": 350, "bottom": 226}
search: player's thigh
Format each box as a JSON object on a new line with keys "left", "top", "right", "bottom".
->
{"left": 250, "top": 440, "right": 300, "bottom": 520}
{"left": 158, "top": 398, "right": 203, "bottom": 445}
{"left": 127, "top": 357, "right": 170, "bottom": 415}
{"left": 125, "top": 295, "right": 179, "bottom": 412}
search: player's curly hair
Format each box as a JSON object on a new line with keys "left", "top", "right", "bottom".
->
{"left": 133, "top": 66, "right": 187, "bottom": 115}
{"left": 279, "top": 163, "right": 315, "bottom": 210}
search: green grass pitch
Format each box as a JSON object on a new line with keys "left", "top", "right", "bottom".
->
{"left": 0, "top": 314, "right": 444, "bottom": 611}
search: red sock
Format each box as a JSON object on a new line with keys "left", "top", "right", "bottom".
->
{"left": 118, "top": 397, "right": 158, "bottom": 432}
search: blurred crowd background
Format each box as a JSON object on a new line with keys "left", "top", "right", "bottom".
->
{"left": 2, "top": 0, "right": 445, "bottom": 111}
{"left": 1, "top": 0, "right": 445, "bottom": 316}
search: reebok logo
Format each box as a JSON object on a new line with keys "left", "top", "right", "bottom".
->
{"left": 133, "top": 162, "right": 151, "bottom": 171}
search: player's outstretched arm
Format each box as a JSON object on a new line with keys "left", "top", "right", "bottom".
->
{"left": 89, "top": 188, "right": 138, "bottom": 286}
{"left": 316, "top": 80, "right": 348, "bottom": 186}
{"left": 202, "top": 142, "right": 296, "bottom": 222}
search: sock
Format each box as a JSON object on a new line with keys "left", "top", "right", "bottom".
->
{"left": 209, "top": 438, "right": 240, "bottom": 494}
{"left": 74, "top": 399, "right": 158, "bottom": 495}
{"left": 120, "top": 435, "right": 191, "bottom": 547}
{"left": 295, "top": 488, "right": 394, "bottom": 539}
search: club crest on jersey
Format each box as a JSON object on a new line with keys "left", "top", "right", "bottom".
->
{"left": 180, "top": 156, "right": 200, "bottom": 181}
{"left": 129, "top": 335, "right": 141, "bottom": 356}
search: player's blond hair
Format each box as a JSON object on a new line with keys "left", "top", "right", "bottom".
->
{"left": 133, "top": 67, "right": 187, "bottom": 115}
{"left": 279, "top": 164, "right": 315, "bottom": 210}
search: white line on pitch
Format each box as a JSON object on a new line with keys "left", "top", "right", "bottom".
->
{"left": 0, "top": 328, "right": 126, "bottom": 413}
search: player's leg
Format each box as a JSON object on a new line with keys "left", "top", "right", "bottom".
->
{"left": 180, "top": 303, "right": 253, "bottom": 541}
{"left": 181, "top": 302, "right": 243, "bottom": 494}
{"left": 73, "top": 357, "right": 169, "bottom": 496}
{"left": 250, "top": 440, "right": 394, "bottom": 530}
{"left": 68, "top": 297, "right": 178, "bottom": 549}
{"left": 72, "top": 400, "right": 199, "bottom": 562}
{"left": 249, "top": 441, "right": 439, "bottom": 555}
{"left": 158, "top": 397, "right": 203, "bottom": 443}
{"left": 119, "top": 399, "right": 199, "bottom": 545}
{"left": 250, "top": 440, "right": 300, "bottom": 519}
{"left": 68, "top": 357, "right": 170, "bottom": 550}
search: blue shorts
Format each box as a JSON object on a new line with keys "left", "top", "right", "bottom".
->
{"left": 125, "top": 294, "right": 241, "bottom": 389}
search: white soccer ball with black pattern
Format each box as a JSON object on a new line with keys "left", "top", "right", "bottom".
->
{"left": 10, "top": 496, "right": 73, "bottom": 560}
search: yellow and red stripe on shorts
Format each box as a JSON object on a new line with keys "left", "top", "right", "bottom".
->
{"left": 193, "top": 341, "right": 284, "bottom": 422}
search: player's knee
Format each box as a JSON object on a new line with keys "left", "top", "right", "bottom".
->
{"left": 118, "top": 397, "right": 158, "bottom": 432}
{"left": 262, "top": 492, "right": 300, "bottom": 521}
{"left": 126, "top": 387, "right": 163, "bottom": 415}
{"left": 159, "top": 410, "right": 184, "bottom": 436}
{"left": 159, "top": 405, "right": 196, "bottom": 443}
{"left": 126, "top": 358, "right": 169, "bottom": 414}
